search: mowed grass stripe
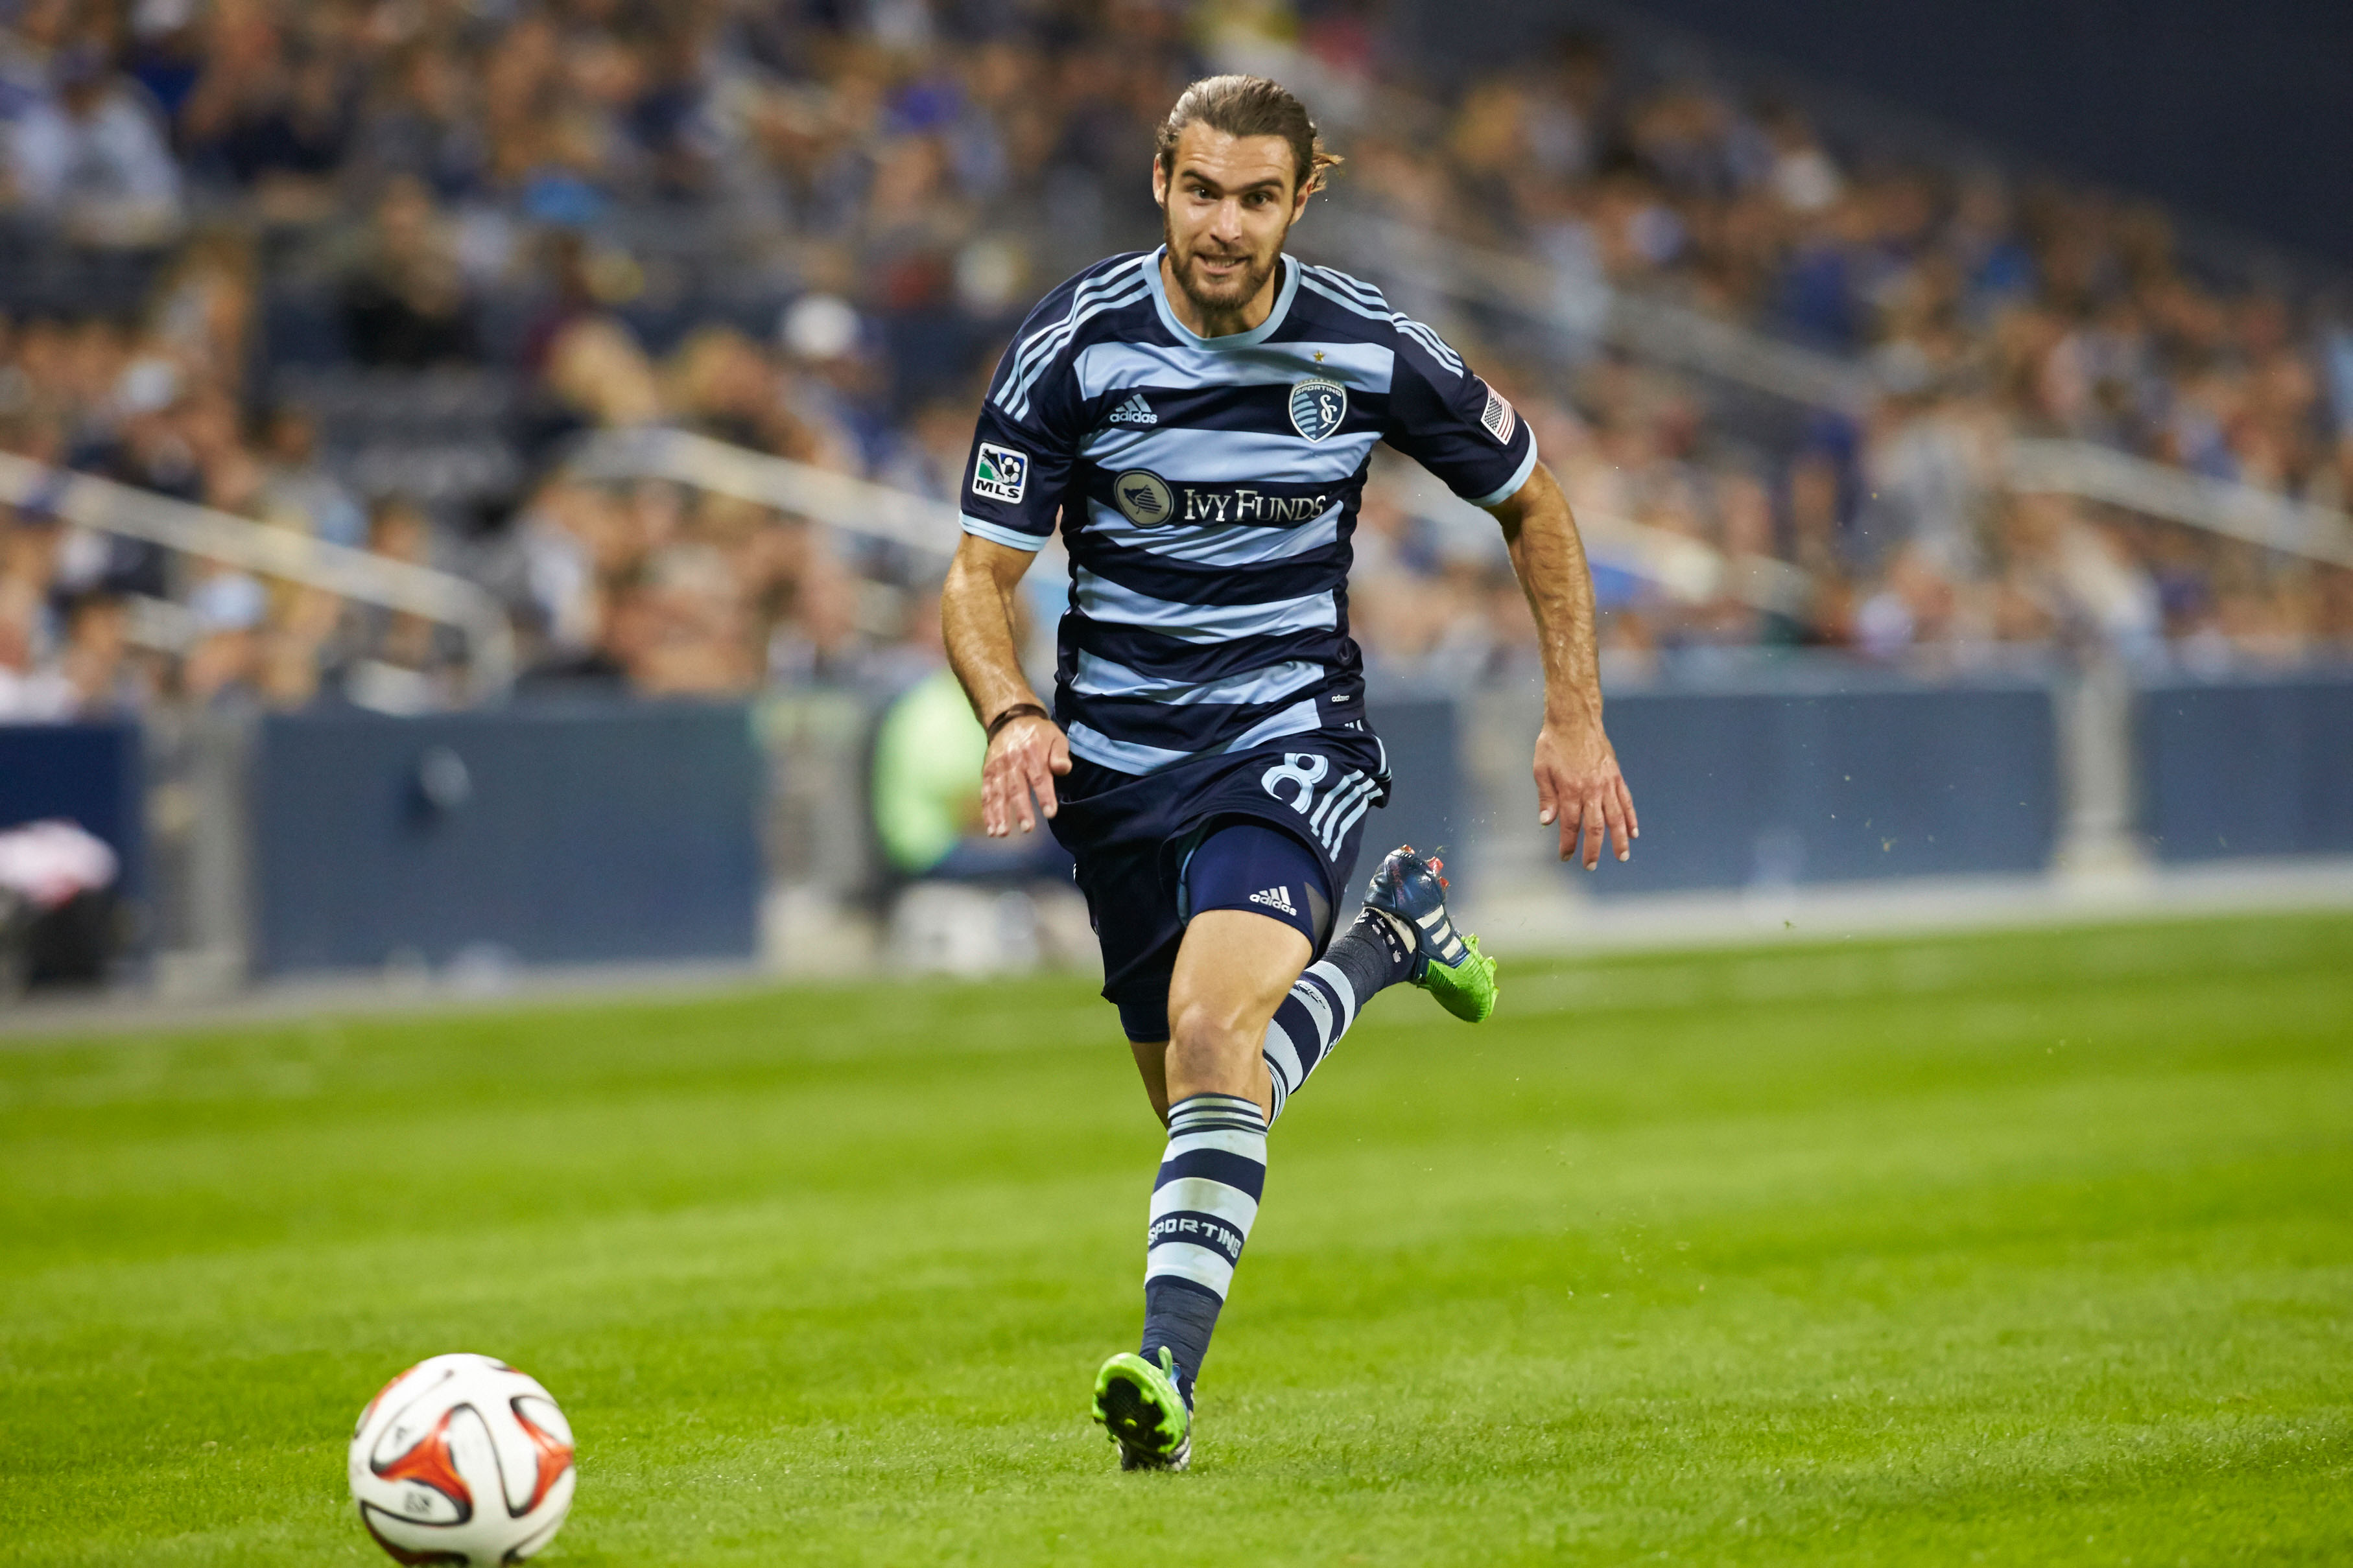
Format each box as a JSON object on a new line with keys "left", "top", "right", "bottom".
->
{"left": 0, "top": 911, "right": 2348, "bottom": 1565}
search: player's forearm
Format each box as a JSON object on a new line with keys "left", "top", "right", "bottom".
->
{"left": 1494, "top": 464, "right": 1603, "bottom": 728}
{"left": 941, "top": 541, "right": 1045, "bottom": 725}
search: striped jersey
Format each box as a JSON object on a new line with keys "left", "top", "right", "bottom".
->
{"left": 959, "top": 246, "right": 1538, "bottom": 777}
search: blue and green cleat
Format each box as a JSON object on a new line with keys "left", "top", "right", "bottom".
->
{"left": 1093, "top": 1348, "right": 1192, "bottom": 1472}
{"left": 1363, "top": 846, "right": 1500, "bottom": 1023}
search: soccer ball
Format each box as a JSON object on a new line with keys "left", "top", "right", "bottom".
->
{"left": 348, "top": 1353, "right": 576, "bottom": 1565}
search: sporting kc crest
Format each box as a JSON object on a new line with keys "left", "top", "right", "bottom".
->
{"left": 1287, "top": 377, "right": 1348, "bottom": 442}
{"left": 1113, "top": 469, "right": 1174, "bottom": 527}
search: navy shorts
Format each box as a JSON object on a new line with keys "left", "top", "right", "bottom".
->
{"left": 1049, "top": 725, "right": 1390, "bottom": 1041}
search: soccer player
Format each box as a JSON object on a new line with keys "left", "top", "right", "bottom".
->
{"left": 940, "top": 74, "right": 1637, "bottom": 1471}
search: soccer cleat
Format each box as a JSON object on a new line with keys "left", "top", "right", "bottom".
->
{"left": 1093, "top": 1348, "right": 1192, "bottom": 1472}
{"left": 1363, "top": 845, "right": 1499, "bottom": 1023}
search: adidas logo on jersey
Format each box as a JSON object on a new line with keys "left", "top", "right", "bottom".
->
{"left": 1108, "top": 392, "right": 1157, "bottom": 426}
{"left": 1249, "top": 885, "right": 1298, "bottom": 916}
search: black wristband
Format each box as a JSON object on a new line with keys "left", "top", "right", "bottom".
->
{"left": 985, "top": 702, "right": 1049, "bottom": 741}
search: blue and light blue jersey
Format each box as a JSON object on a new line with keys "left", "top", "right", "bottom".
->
{"left": 960, "top": 246, "right": 1537, "bottom": 776}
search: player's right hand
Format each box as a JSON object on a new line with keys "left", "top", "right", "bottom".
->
{"left": 983, "top": 714, "right": 1072, "bottom": 836}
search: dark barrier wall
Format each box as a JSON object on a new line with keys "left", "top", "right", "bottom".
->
{"left": 253, "top": 702, "right": 762, "bottom": 974}
{"left": 0, "top": 722, "right": 144, "bottom": 897}
{"left": 2139, "top": 674, "right": 2353, "bottom": 862}
{"left": 1592, "top": 681, "right": 2059, "bottom": 895}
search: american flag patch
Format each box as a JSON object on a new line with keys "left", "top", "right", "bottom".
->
{"left": 1480, "top": 384, "right": 1517, "bottom": 443}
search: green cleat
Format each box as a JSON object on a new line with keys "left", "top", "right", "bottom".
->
{"left": 1362, "top": 846, "right": 1500, "bottom": 1024}
{"left": 1092, "top": 1348, "right": 1192, "bottom": 1472}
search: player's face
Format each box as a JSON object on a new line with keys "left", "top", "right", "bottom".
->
{"left": 1153, "top": 125, "right": 1308, "bottom": 321}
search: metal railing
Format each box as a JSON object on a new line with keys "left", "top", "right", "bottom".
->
{"left": 2004, "top": 440, "right": 2353, "bottom": 567}
{"left": 1303, "top": 209, "right": 1874, "bottom": 413}
{"left": 1369, "top": 457, "right": 1814, "bottom": 616}
{"left": 0, "top": 451, "right": 516, "bottom": 699}
{"left": 563, "top": 428, "right": 1811, "bottom": 614}
{"left": 564, "top": 427, "right": 962, "bottom": 559}
{"left": 1307, "top": 209, "right": 2353, "bottom": 570}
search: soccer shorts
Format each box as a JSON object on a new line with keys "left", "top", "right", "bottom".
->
{"left": 1048, "top": 725, "right": 1390, "bottom": 1042}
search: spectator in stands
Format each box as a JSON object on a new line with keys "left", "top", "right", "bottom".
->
{"left": 177, "top": 564, "right": 265, "bottom": 706}
{"left": 177, "top": 5, "right": 349, "bottom": 221}
{"left": 341, "top": 175, "right": 479, "bottom": 368}
{"left": 148, "top": 230, "right": 257, "bottom": 400}
{"left": 868, "top": 594, "right": 1065, "bottom": 882}
{"left": 255, "top": 403, "right": 365, "bottom": 548}
{"left": 56, "top": 590, "right": 147, "bottom": 716}
{"left": 665, "top": 325, "right": 855, "bottom": 469}
{"left": 599, "top": 552, "right": 738, "bottom": 697}
{"left": 868, "top": 656, "right": 992, "bottom": 880}
{"left": 0, "top": 515, "right": 71, "bottom": 720}
{"left": 541, "top": 314, "right": 660, "bottom": 429}
{"left": 5, "top": 41, "right": 183, "bottom": 246}
{"left": 338, "top": 496, "right": 459, "bottom": 712}
{"left": 351, "top": 38, "right": 486, "bottom": 202}
{"left": 257, "top": 581, "right": 339, "bottom": 710}
{"left": 508, "top": 476, "right": 616, "bottom": 675}
{"left": 1996, "top": 493, "right": 2163, "bottom": 659}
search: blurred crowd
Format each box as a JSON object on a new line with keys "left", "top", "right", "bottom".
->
{"left": 1, "top": 0, "right": 2349, "bottom": 725}
{"left": 1337, "top": 34, "right": 2353, "bottom": 677}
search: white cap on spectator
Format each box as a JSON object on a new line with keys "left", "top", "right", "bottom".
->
{"left": 781, "top": 294, "right": 860, "bottom": 362}
{"left": 114, "top": 357, "right": 180, "bottom": 416}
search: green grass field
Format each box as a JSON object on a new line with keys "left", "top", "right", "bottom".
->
{"left": 3, "top": 911, "right": 2350, "bottom": 1565}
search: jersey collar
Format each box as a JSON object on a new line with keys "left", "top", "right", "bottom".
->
{"left": 1146, "top": 247, "right": 1300, "bottom": 350}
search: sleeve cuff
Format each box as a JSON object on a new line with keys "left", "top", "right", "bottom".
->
{"left": 960, "top": 513, "right": 1049, "bottom": 552}
{"left": 1462, "top": 438, "right": 1541, "bottom": 509}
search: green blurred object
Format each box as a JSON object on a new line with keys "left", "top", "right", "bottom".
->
{"left": 870, "top": 666, "right": 990, "bottom": 876}
{"left": 2, "top": 913, "right": 2350, "bottom": 1563}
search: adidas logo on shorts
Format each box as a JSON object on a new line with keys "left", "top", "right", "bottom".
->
{"left": 1249, "top": 885, "right": 1298, "bottom": 916}
{"left": 1109, "top": 392, "right": 1157, "bottom": 426}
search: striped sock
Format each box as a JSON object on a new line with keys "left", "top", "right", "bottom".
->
{"left": 1261, "top": 909, "right": 1415, "bottom": 1121}
{"left": 1140, "top": 1092, "right": 1266, "bottom": 1404}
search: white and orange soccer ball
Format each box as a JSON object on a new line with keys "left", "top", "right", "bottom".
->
{"left": 348, "top": 1353, "right": 576, "bottom": 1565}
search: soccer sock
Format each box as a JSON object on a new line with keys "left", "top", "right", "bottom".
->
{"left": 1260, "top": 907, "right": 1416, "bottom": 1121}
{"left": 1141, "top": 1092, "right": 1267, "bottom": 1405}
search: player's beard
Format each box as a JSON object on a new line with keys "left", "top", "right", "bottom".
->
{"left": 1163, "top": 206, "right": 1286, "bottom": 322}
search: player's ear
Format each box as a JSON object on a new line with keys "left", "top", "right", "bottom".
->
{"left": 1151, "top": 155, "right": 1168, "bottom": 209}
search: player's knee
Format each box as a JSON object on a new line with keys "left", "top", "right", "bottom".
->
{"left": 1165, "top": 990, "right": 1262, "bottom": 1084}
{"left": 1167, "top": 995, "right": 1247, "bottom": 1055}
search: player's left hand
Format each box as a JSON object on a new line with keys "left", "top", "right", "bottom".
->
{"left": 1533, "top": 718, "right": 1638, "bottom": 870}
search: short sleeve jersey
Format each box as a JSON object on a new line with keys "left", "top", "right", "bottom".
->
{"left": 960, "top": 247, "right": 1537, "bottom": 777}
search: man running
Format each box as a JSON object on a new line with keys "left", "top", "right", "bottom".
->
{"left": 940, "top": 73, "right": 1636, "bottom": 1471}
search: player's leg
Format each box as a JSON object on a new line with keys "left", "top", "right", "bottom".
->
{"left": 1255, "top": 844, "right": 1498, "bottom": 1121}
{"left": 1163, "top": 909, "right": 1300, "bottom": 1114}
{"left": 1259, "top": 898, "right": 1412, "bottom": 1121}
{"left": 1355, "top": 846, "right": 1499, "bottom": 1024}
{"left": 1116, "top": 840, "right": 1499, "bottom": 1390}
{"left": 1096, "top": 905, "right": 1303, "bottom": 1469}
{"left": 1128, "top": 826, "right": 1472, "bottom": 1434}
{"left": 1126, "top": 1036, "right": 1170, "bottom": 1125}
{"left": 1115, "top": 966, "right": 1177, "bottom": 1126}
